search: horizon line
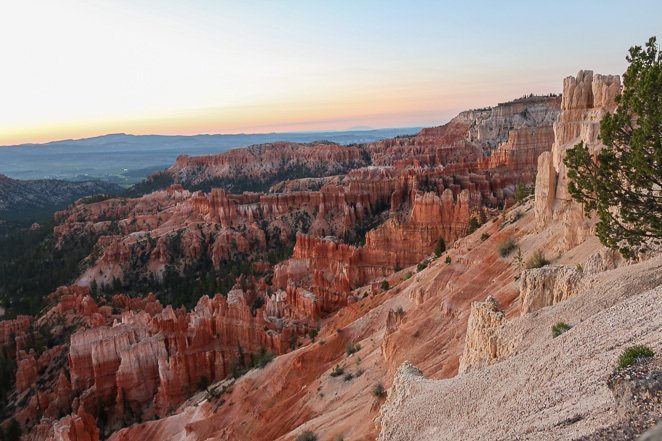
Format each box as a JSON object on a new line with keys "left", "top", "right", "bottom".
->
{"left": 0, "top": 125, "right": 429, "bottom": 148}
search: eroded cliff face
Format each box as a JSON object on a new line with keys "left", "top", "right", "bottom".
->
{"left": 167, "top": 141, "right": 369, "bottom": 191}
{"left": 534, "top": 71, "right": 621, "bottom": 249}
{"left": 366, "top": 95, "right": 560, "bottom": 169}
{"left": 1, "top": 285, "right": 299, "bottom": 439}
{"left": 58, "top": 182, "right": 393, "bottom": 289}
{"left": 66, "top": 290, "right": 286, "bottom": 427}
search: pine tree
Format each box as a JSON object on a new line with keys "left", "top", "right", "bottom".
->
{"left": 564, "top": 36, "right": 662, "bottom": 258}
{"left": 434, "top": 237, "right": 446, "bottom": 257}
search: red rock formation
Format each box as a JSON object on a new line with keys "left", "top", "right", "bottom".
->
{"left": 0, "top": 315, "right": 30, "bottom": 350}
{"left": 15, "top": 350, "right": 39, "bottom": 393}
{"left": 365, "top": 188, "right": 479, "bottom": 266}
{"left": 49, "top": 407, "right": 100, "bottom": 441}
{"left": 366, "top": 95, "right": 560, "bottom": 168}
{"left": 62, "top": 290, "right": 288, "bottom": 428}
{"left": 168, "top": 141, "right": 369, "bottom": 188}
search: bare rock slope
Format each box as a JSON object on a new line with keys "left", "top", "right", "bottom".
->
{"left": 378, "top": 256, "right": 662, "bottom": 441}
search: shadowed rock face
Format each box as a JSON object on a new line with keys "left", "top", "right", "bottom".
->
{"left": 1, "top": 94, "right": 566, "bottom": 440}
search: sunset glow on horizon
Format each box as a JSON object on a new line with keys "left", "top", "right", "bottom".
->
{"left": 1, "top": 0, "right": 660, "bottom": 145}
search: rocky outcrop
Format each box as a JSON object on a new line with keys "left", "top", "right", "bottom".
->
{"left": 534, "top": 70, "right": 621, "bottom": 249}
{"left": 458, "top": 296, "right": 506, "bottom": 373}
{"left": 519, "top": 265, "right": 583, "bottom": 315}
{"left": 65, "top": 291, "right": 286, "bottom": 429}
{"left": 477, "top": 125, "right": 556, "bottom": 171}
{"left": 534, "top": 151, "right": 556, "bottom": 228}
{"left": 365, "top": 189, "right": 478, "bottom": 266}
{"left": 49, "top": 407, "right": 100, "bottom": 441}
{"left": 367, "top": 95, "right": 560, "bottom": 168}
{"left": 0, "top": 315, "right": 31, "bottom": 350}
{"left": 273, "top": 185, "right": 479, "bottom": 314}
{"left": 167, "top": 142, "right": 369, "bottom": 191}
{"left": 15, "top": 350, "right": 39, "bottom": 393}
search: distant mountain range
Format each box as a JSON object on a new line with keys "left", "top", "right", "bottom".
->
{"left": 0, "top": 129, "right": 420, "bottom": 185}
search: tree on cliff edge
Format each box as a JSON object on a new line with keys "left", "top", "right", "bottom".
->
{"left": 564, "top": 36, "right": 662, "bottom": 258}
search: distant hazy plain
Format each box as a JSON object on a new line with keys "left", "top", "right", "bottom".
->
{"left": 0, "top": 129, "right": 418, "bottom": 186}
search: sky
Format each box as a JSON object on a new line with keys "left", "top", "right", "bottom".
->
{"left": 0, "top": 0, "right": 660, "bottom": 145}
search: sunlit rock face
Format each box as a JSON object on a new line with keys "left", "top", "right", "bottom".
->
{"left": 534, "top": 70, "right": 621, "bottom": 249}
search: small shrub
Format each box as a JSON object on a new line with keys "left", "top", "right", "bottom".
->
{"left": 417, "top": 260, "right": 429, "bottom": 272}
{"left": 434, "top": 237, "right": 446, "bottom": 257}
{"left": 380, "top": 280, "right": 390, "bottom": 291}
{"left": 616, "top": 345, "right": 654, "bottom": 370}
{"left": 498, "top": 237, "right": 517, "bottom": 257}
{"left": 355, "top": 367, "right": 365, "bottom": 377}
{"left": 526, "top": 250, "right": 549, "bottom": 269}
{"left": 196, "top": 376, "right": 210, "bottom": 391}
{"left": 514, "top": 183, "right": 526, "bottom": 203}
{"left": 346, "top": 342, "right": 361, "bottom": 356}
{"left": 252, "top": 347, "right": 274, "bottom": 368}
{"left": 575, "top": 263, "right": 584, "bottom": 273}
{"left": 372, "top": 382, "right": 386, "bottom": 398}
{"left": 445, "top": 256, "right": 451, "bottom": 264}
{"left": 467, "top": 217, "right": 480, "bottom": 234}
{"left": 330, "top": 365, "right": 344, "bottom": 377}
{"left": 552, "top": 322, "right": 572, "bottom": 337}
{"left": 402, "top": 271, "right": 413, "bottom": 281}
{"left": 343, "top": 372, "right": 354, "bottom": 381}
{"left": 481, "top": 232, "right": 491, "bottom": 241}
{"left": 308, "top": 329, "right": 318, "bottom": 342}
{"left": 296, "top": 431, "right": 319, "bottom": 441}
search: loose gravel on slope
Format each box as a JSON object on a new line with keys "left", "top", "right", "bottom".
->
{"left": 378, "top": 256, "right": 662, "bottom": 441}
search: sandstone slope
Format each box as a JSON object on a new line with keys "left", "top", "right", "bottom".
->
{"left": 378, "top": 256, "right": 661, "bottom": 441}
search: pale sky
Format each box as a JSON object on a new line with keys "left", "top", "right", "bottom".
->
{"left": 1, "top": 0, "right": 660, "bottom": 145}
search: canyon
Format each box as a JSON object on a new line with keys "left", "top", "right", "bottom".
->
{"left": 1, "top": 70, "right": 659, "bottom": 441}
